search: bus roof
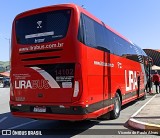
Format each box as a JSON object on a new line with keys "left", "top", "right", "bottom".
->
{"left": 76, "top": 4, "right": 132, "bottom": 44}
{"left": 15, "top": 3, "right": 133, "bottom": 45}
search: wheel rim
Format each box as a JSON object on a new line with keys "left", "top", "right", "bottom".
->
{"left": 115, "top": 96, "right": 120, "bottom": 114}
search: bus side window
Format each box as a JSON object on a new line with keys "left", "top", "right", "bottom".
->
{"left": 82, "top": 14, "right": 96, "bottom": 47}
{"left": 78, "top": 14, "right": 85, "bottom": 44}
{"left": 78, "top": 13, "right": 111, "bottom": 53}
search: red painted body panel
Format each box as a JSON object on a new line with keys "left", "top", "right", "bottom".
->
{"left": 10, "top": 3, "right": 146, "bottom": 121}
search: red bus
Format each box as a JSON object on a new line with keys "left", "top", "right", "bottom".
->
{"left": 10, "top": 3, "right": 149, "bottom": 120}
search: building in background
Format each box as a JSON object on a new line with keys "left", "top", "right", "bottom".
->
{"left": 143, "top": 49, "right": 160, "bottom": 66}
{"left": 143, "top": 49, "right": 160, "bottom": 74}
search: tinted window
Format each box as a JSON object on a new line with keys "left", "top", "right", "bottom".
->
{"left": 78, "top": 13, "right": 145, "bottom": 63}
{"left": 79, "top": 14, "right": 110, "bottom": 52}
{"left": 16, "top": 10, "right": 71, "bottom": 45}
{"left": 82, "top": 14, "right": 96, "bottom": 47}
{"left": 94, "top": 22, "right": 105, "bottom": 47}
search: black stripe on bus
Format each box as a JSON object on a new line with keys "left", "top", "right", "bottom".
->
{"left": 86, "top": 98, "right": 115, "bottom": 113}
{"left": 10, "top": 89, "right": 145, "bottom": 115}
{"left": 86, "top": 89, "right": 144, "bottom": 113}
{"left": 19, "top": 49, "right": 63, "bottom": 55}
{"left": 122, "top": 89, "right": 144, "bottom": 101}
{"left": 21, "top": 56, "right": 60, "bottom": 61}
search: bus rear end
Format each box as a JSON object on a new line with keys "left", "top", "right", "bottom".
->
{"left": 10, "top": 4, "right": 86, "bottom": 120}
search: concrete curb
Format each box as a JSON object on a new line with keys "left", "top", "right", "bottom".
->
{"left": 128, "top": 94, "right": 160, "bottom": 130}
{"left": 128, "top": 118, "right": 160, "bottom": 130}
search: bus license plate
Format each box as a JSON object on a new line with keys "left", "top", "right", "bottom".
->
{"left": 33, "top": 107, "right": 46, "bottom": 113}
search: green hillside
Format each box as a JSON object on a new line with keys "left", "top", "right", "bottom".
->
{"left": 0, "top": 61, "right": 9, "bottom": 72}
{"left": 0, "top": 61, "right": 9, "bottom": 67}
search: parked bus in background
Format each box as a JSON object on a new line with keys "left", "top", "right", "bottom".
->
{"left": 10, "top": 4, "right": 150, "bottom": 120}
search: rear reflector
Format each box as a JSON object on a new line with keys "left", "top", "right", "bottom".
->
{"left": 73, "top": 81, "right": 79, "bottom": 97}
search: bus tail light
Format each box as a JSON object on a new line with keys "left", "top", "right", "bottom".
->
{"left": 73, "top": 81, "right": 79, "bottom": 97}
{"left": 72, "top": 63, "right": 82, "bottom": 102}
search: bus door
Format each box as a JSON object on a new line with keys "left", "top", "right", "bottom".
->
{"left": 102, "top": 50, "right": 112, "bottom": 113}
{"left": 137, "top": 75, "right": 140, "bottom": 97}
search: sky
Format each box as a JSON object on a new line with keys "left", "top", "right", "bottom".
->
{"left": 0, "top": 0, "right": 160, "bottom": 61}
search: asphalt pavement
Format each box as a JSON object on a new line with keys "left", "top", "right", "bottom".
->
{"left": 128, "top": 87, "right": 160, "bottom": 133}
{"left": 1, "top": 88, "right": 160, "bottom": 137}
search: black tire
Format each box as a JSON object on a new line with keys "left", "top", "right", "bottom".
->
{"left": 110, "top": 93, "right": 121, "bottom": 119}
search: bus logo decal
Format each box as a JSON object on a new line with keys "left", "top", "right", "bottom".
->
{"left": 30, "top": 67, "right": 60, "bottom": 88}
{"left": 125, "top": 70, "right": 138, "bottom": 91}
{"left": 14, "top": 80, "right": 50, "bottom": 89}
{"left": 37, "top": 21, "right": 42, "bottom": 28}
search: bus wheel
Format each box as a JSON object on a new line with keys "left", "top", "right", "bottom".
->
{"left": 110, "top": 93, "right": 121, "bottom": 119}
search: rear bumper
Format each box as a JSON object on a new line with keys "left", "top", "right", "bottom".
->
{"left": 11, "top": 112, "right": 88, "bottom": 121}
{"left": 10, "top": 102, "right": 88, "bottom": 121}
